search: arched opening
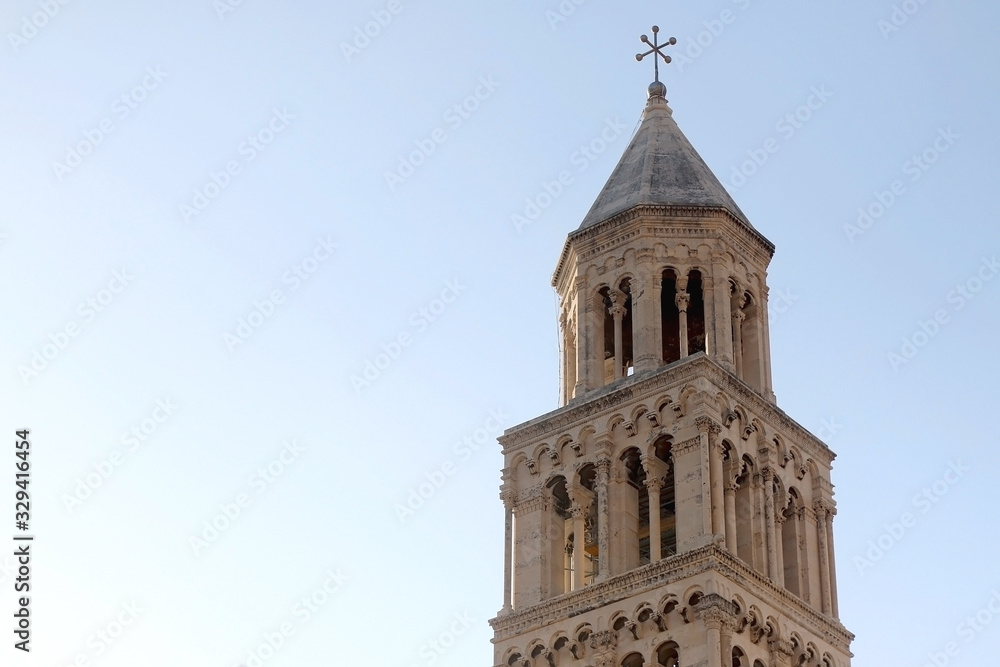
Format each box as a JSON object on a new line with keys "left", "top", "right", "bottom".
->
{"left": 741, "top": 290, "right": 763, "bottom": 390}
{"left": 620, "top": 447, "right": 647, "bottom": 569}
{"left": 578, "top": 464, "right": 599, "bottom": 586}
{"left": 735, "top": 457, "right": 756, "bottom": 570}
{"left": 686, "top": 270, "right": 706, "bottom": 354}
{"left": 661, "top": 269, "right": 680, "bottom": 363}
{"left": 782, "top": 488, "right": 802, "bottom": 597}
{"left": 621, "top": 652, "right": 645, "bottom": 667}
{"left": 732, "top": 646, "right": 748, "bottom": 667}
{"left": 545, "top": 476, "right": 571, "bottom": 597}
{"left": 619, "top": 278, "right": 635, "bottom": 377}
{"left": 656, "top": 642, "right": 680, "bottom": 667}
{"left": 652, "top": 437, "right": 677, "bottom": 559}
{"left": 599, "top": 286, "right": 615, "bottom": 385}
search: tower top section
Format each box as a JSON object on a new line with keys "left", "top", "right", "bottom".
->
{"left": 577, "top": 84, "right": 755, "bottom": 232}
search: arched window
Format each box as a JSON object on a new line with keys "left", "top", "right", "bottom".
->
{"left": 735, "top": 456, "right": 757, "bottom": 570}
{"left": 598, "top": 286, "right": 615, "bottom": 385}
{"left": 544, "top": 476, "right": 571, "bottom": 597}
{"left": 578, "top": 464, "right": 599, "bottom": 586}
{"left": 686, "top": 270, "right": 706, "bottom": 354}
{"left": 620, "top": 448, "right": 648, "bottom": 569}
{"left": 740, "top": 290, "right": 764, "bottom": 390}
{"left": 661, "top": 269, "right": 680, "bottom": 363}
{"left": 656, "top": 641, "right": 680, "bottom": 667}
{"left": 618, "top": 278, "right": 635, "bottom": 377}
{"left": 782, "top": 488, "right": 803, "bottom": 597}
{"left": 651, "top": 437, "right": 677, "bottom": 559}
{"left": 621, "top": 652, "right": 645, "bottom": 667}
{"left": 732, "top": 646, "right": 748, "bottom": 667}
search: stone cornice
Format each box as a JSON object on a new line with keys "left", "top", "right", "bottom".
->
{"left": 552, "top": 205, "right": 775, "bottom": 288}
{"left": 489, "top": 545, "right": 854, "bottom": 651}
{"left": 498, "top": 355, "right": 836, "bottom": 466}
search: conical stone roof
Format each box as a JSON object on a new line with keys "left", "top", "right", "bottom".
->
{"left": 578, "top": 83, "right": 754, "bottom": 231}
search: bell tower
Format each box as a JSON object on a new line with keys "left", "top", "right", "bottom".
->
{"left": 490, "top": 27, "right": 853, "bottom": 667}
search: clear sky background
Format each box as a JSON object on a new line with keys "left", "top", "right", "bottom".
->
{"left": 1, "top": 1, "right": 998, "bottom": 665}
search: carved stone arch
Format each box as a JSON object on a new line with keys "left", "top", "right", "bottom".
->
{"left": 578, "top": 425, "right": 596, "bottom": 449}
{"left": 654, "top": 641, "right": 680, "bottom": 667}
{"left": 629, "top": 404, "right": 649, "bottom": 425}
{"left": 557, "top": 435, "right": 580, "bottom": 461}
{"left": 682, "top": 586, "right": 705, "bottom": 607}
{"left": 774, "top": 435, "right": 790, "bottom": 466}
{"left": 573, "top": 622, "right": 594, "bottom": 645}
{"left": 820, "top": 652, "right": 836, "bottom": 667}
{"left": 533, "top": 443, "right": 551, "bottom": 469}
{"left": 750, "top": 418, "right": 767, "bottom": 444}
{"left": 620, "top": 652, "right": 645, "bottom": 667}
{"left": 803, "top": 641, "right": 819, "bottom": 665}
{"left": 729, "top": 592, "right": 747, "bottom": 618}
{"left": 731, "top": 645, "right": 749, "bottom": 667}
{"left": 658, "top": 591, "right": 680, "bottom": 617}
{"left": 606, "top": 414, "right": 628, "bottom": 436}
{"left": 732, "top": 405, "right": 750, "bottom": 430}
{"left": 764, "top": 615, "right": 780, "bottom": 642}
{"left": 511, "top": 453, "right": 533, "bottom": 479}
{"left": 502, "top": 648, "right": 524, "bottom": 666}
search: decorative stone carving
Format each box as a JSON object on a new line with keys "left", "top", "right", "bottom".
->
{"left": 623, "top": 420, "right": 637, "bottom": 437}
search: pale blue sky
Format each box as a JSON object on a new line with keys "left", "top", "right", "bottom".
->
{"left": 2, "top": 1, "right": 999, "bottom": 665}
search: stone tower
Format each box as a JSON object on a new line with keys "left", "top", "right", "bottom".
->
{"left": 489, "top": 78, "right": 854, "bottom": 667}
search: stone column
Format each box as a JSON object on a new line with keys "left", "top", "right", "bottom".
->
{"left": 501, "top": 488, "right": 516, "bottom": 613}
{"left": 589, "top": 630, "right": 617, "bottom": 667}
{"left": 711, "top": 259, "right": 733, "bottom": 368}
{"left": 642, "top": 455, "right": 666, "bottom": 563}
{"left": 815, "top": 502, "right": 833, "bottom": 615}
{"left": 696, "top": 418, "right": 719, "bottom": 543}
{"left": 724, "top": 478, "right": 738, "bottom": 554}
{"left": 676, "top": 276, "right": 690, "bottom": 358}
{"left": 595, "top": 454, "right": 612, "bottom": 581}
{"left": 568, "top": 484, "right": 595, "bottom": 591}
{"left": 710, "top": 439, "right": 725, "bottom": 543}
{"left": 762, "top": 467, "right": 779, "bottom": 582}
{"left": 828, "top": 506, "right": 840, "bottom": 617}
{"left": 575, "top": 278, "right": 597, "bottom": 394}
{"left": 694, "top": 597, "right": 731, "bottom": 667}
{"left": 633, "top": 261, "right": 662, "bottom": 372}
{"left": 609, "top": 289, "right": 626, "bottom": 380}
{"left": 774, "top": 511, "right": 786, "bottom": 588}
{"left": 512, "top": 493, "right": 546, "bottom": 607}
{"left": 645, "top": 477, "right": 663, "bottom": 563}
{"left": 759, "top": 284, "right": 775, "bottom": 400}
{"left": 732, "top": 308, "right": 745, "bottom": 378}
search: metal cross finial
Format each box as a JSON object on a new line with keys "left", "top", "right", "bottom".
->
{"left": 635, "top": 25, "right": 677, "bottom": 83}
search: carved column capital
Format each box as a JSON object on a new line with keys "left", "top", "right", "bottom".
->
{"left": 675, "top": 291, "right": 691, "bottom": 313}
{"left": 695, "top": 416, "right": 722, "bottom": 436}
